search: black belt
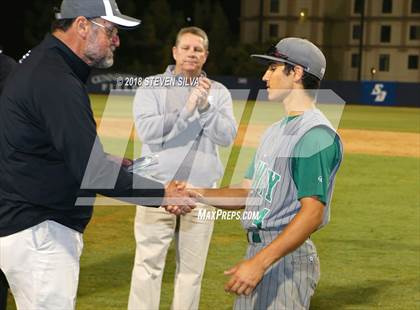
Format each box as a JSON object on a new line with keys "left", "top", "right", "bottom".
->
{"left": 247, "top": 230, "right": 262, "bottom": 243}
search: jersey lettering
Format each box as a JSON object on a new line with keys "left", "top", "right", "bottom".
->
{"left": 265, "top": 170, "right": 281, "bottom": 202}
{"left": 253, "top": 160, "right": 268, "bottom": 197}
{"left": 251, "top": 208, "right": 270, "bottom": 229}
{"left": 253, "top": 160, "right": 281, "bottom": 203}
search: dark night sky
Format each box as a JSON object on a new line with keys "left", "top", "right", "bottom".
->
{"left": 0, "top": 0, "right": 241, "bottom": 60}
{"left": 221, "top": 0, "right": 241, "bottom": 34}
{"left": 0, "top": 2, "right": 26, "bottom": 58}
{"left": 171, "top": 0, "right": 241, "bottom": 34}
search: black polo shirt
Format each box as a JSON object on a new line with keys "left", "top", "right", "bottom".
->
{"left": 0, "top": 34, "right": 165, "bottom": 236}
{"left": 0, "top": 52, "right": 16, "bottom": 95}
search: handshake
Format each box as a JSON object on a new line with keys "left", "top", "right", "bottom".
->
{"left": 162, "top": 180, "right": 202, "bottom": 215}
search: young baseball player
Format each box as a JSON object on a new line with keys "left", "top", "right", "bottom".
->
{"left": 193, "top": 37, "right": 343, "bottom": 309}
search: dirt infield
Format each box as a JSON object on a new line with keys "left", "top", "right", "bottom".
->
{"left": 96, "top": 118, "right": 419, "bottom": 158}
{"left": 235, "top": 124, "right": 420, "bottom": 158}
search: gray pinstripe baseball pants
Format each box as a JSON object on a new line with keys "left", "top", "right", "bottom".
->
{"left": 234, "top": 234, "right": 320, "bottom": 310}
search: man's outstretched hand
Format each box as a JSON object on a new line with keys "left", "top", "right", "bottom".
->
{"left": 162, "top": 181, "right": 197, "bottom": 215}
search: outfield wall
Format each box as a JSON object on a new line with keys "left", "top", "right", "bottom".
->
{"left": 86, "top": 72, "right": 420, "bottom": 107}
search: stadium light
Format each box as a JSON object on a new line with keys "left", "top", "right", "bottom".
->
{"left": 299, "top": 9, "right": 308, "bottom": 22}
{"left": 370, "top": 67, "right": 376, "bottom": 80}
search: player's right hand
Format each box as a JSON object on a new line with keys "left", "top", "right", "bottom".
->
{"left": 224, "top": 258, "right": 265, "bottom": 296}
{"left": 162, "top": 181, "right": 196, "bottom": 215}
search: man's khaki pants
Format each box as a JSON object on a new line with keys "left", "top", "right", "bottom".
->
{"left": 0, "top": 220, "right": 83, "bottom": 310}
{"left": 128, "top": 204, "right": 214, "bottom": 310}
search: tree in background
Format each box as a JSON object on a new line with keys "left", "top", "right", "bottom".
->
{"left": 193, "top": 0, "right": 212, "bottom": 32}
{"left": 206, "top": 1, "right": 232, "bottom": 75}
{"left": 19, "top": 0, "right": 266, "bottom": 77}
{"left": 24, "top": 0, "right": 61, "bottom": 47}
{"left": 115, "top": 0, "right": 185, "bottom": 76}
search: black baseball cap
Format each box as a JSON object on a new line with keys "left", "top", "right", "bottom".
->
{"left": 251, "top": 37, "right": 326, "bottom": 80}
{"left": 55, "top": 0, "right": 141, "bottom": 28}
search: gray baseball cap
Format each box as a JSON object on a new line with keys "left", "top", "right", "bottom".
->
{"left": 251, "top": 37, "right": 326, "bottom": 80}
{"left": 55, "top": 0, "right": 141, "bottom": 28}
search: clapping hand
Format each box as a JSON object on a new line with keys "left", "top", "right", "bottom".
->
{"left": 186, "top": 77, "right": 211, "bottom": 114}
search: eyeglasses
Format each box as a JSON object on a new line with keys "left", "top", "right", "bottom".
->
{"left": 89, "top": 19, "right": 118, "bottom": 39}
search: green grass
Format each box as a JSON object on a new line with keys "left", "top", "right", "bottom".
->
{"left": 6, "top": 96, "right": 420, "bottom": 309}
{"left": 91, "top": 94, "right": 420, "bottom": 133}
{"left": 310, "top": 154, "right": 420, "bottom": 309}
{"left": 8, "top": 154, "right": 417, "bottom": 309}
{"left": 338, "top": 105, "right": 420, "bottom": 133}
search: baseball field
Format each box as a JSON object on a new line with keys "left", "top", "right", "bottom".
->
{"left": 6, "top": 94, "right": 420, "bottom": 309}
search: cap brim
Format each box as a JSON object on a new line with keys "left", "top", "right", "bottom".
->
{"left": 102, "top": 14, "right": 141, "bottom": 28}
{"left": 251, "top": 54, "right": 292, "bottom": 65}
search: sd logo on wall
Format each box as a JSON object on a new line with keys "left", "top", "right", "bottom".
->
{"left": 362, "top": 82, "right": 396, "bottom": 106}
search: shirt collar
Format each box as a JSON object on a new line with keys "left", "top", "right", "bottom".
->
{"left": 43, "top": 33, "right": 91, "bottom": 83}
{"left": 164, "top": 65, "right": 206, "bottom": 79}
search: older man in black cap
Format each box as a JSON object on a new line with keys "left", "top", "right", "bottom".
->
{"left": 0, "top": 1, "right": 195, "bottom": 309}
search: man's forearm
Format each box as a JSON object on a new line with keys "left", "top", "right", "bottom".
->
{"left": 199, "top": 110, "right": 237, "bottom": 147}
{"left": 135, "top": 111, "right": 188, "bottom": 145}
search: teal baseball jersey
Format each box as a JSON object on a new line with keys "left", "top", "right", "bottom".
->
{"left": 241, "top": 109, "right": 343, "bottom": 232}
{"left": 235, "top": 108, "right": 343, "bottom": 310}
{"left": 245, "top": 118, "right": 341, "bottom": 205}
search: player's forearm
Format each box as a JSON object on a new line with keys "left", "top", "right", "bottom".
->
{"left": 194, "top": 188, "right": 250, "bottom": 210}
{"left": 253, "top": 198, "right": 324, "bottom": 270}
